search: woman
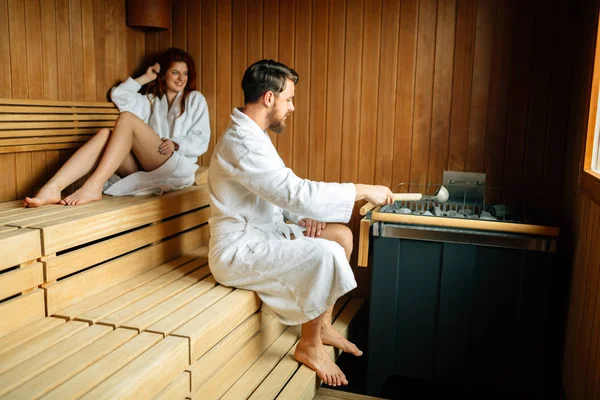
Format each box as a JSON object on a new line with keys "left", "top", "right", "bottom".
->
{"left": 24, "top": 48, "right": 210, "bottom": 207}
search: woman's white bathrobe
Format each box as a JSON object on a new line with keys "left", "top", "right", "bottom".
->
{"left": 105, "top": 77, "right": 210, "bottom": 195}
{"left": 208, "top": 108, "right": 357, "bottom": 325}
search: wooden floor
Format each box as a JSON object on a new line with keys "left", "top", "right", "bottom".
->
{"left": 314, "top": 388, "right": 387, "bottom": 400}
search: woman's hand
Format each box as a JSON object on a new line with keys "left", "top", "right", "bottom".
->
{"left": 299, "top": 218, "right": 326, "bottom": 238}
{"left": 145, "top": 63, "right": 161, "bottom": 81}
{"left": 158, "top": 138, "right": 178, "bottom": 156}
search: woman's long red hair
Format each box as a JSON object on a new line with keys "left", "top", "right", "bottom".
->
{"left": 145, "top": 48, "right": 197, "bottom": 116}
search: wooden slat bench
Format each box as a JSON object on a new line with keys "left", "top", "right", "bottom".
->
{"left": 0, "top": 98, "right": 366, "bottom": 400}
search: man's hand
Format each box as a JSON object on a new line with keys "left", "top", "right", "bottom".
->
{"left": 158, "top": 138, "right": 178, "bottom": 156}
{"left": 299, "top": 218, "right": 326, "bottom": 238}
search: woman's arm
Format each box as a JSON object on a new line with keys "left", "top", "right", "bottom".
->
{"left": 170, "top": 92, "right": 211, "bottom": 157}
{"left": 110, "top": 64, "right": 159, "bottom": 120}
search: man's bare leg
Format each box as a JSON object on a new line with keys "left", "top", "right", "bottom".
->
{"left": 294, "top": 312, "right": 349, "bottom": 387}
{"left": 23, "top": 128, "right": 138, "bottom": 207}
{"left": 62, "top": 112, "right": 169, "bottom": 205}
{"left": 307, "top": 224, "right": 363, "bottom": 356}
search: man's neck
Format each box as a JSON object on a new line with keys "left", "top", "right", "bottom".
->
{"left": 242, "top": 104, "right": 269, "bottom": 131}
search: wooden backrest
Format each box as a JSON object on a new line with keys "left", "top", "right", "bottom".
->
{"left": 0, "top": 98, "right": 118, "bottom": 154}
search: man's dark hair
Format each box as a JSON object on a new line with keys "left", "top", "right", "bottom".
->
{"left": 241, "top": 60, "right": 299, "bottom": 104}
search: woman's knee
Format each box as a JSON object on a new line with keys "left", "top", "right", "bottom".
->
{"left": 326, "top": 224, "right": 353, "bottom": 258}
{"left": 96, "top": 128, "right": 111, "bottom": 139}
{"left": 115, "top": 111, "right": 139, "bottom": 126}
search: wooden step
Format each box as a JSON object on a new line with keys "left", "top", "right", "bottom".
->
{"left": 313, "top": 388, "right": 387, "bottom": 400}
{"left": 0, "top": 289, "right": 46, "bottom": 338}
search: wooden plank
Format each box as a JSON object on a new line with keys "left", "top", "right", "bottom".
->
{"left": 0, "top": 289, "right": 45, "bottom": 338}
{"left": 0, "top": 136, "right": 90, "bottom": 147}
{"left": 0, "top": 317, "right": 65, "bottom": 357}
{"left": 315, "top": 388, "right": 385, "bottom": 400}
{"left": 81, "top": 0, "right": 96, "bottom": 101}
{"left": 12, "top": 152, "right": 33, "bottom": 196}
{"left": 40, "top": 0, "right": 58, "bottom": 100}
{"left": 69, "top": 0, "right": 85, "bottom": 101}
{"left": 92, "top": 0, "right": 106, "bottom": 101}
{"left": 0, "top": 320, "right": 89, "bottom": 375}
{"left": 0, "top": 143, "right": 84, "bottom": 153}
{"left": 0, "top": 196, "right": 109, "bottom": 226}
{"left": 0, "top": 98, "right": 114, "bottom": 107}
{"left": 340, "top": 0, "right": 363, "bottom": 185}
{"left": 428, "top": 0, "right": 457, "bottom": 185}
{"left": 3, "top": 328, "right": 136, "bottom": 400}
{"left": 357, "top": 0, "right": 381, "bottom": 184}
{"left": 122, "top": 277, "right": 217, "bottom": 333}
{"left": 447, "top": 0, "right": 476, "bottom": 172}
{"left": 172, "top": 0, "right": 186, "bottom": 49}
{"left": 370, "top": 210, "right": 560, "bottom": 237}
{"left": 34, "top": 186, "right": 210, "bottom": 254}
{"left": 0, "top": 113, "right": 117, "bottom": 121}
{"left": 276, "top": 299, "right": 363, "bottom": 399}
{"left": 0, "top": 120, "right": 115, "bottom": 130}
{"left": 73, "top": 257, "right": 207, "bottom": 324}
{"left": 153, "top": 371, "right": 191, "bottom": 400}
{"left": 373, "top": 0, "right": 399, "bottom": 189}
{"left": 43, "top": 332, "right": 162, "bottom": 400}
{"left": 0, "top": 0, "right": 12, "bottom": 98}
{"left": 7, "top": 0, "right": 28, "bottom": 99}
{"left": 95, "top": 265, "right": 211, "bottom": 328}
{"left": 104, "top": 0, "right": 117, "bottom": 92}
{"left": 221, "top": 325, "right": 301, "bottom": 400}
{"left": 0, "top": 127, "right": 108, "bottom": 138}
{"left": 45, "top": 229, "right": 209, "bottom": 315}
{"left": 51, "top": 253, "right": 196, "bottom": 320}
{"left": 187, "top": 0, "right": 202, "bottom": 90}
{"left": 216, "top": 0, "right": 232, "bottom": 143}
{"left": 30, "top": 151, "right": 48, "bottom": 196}
{"left": 0, "top": 262, "right": 43, "bottom": 300}
{"left": 263, "top": 0, "right": 278, "bottom": 146}
{"left": 357, "top": 218, "right": 371, "bottom": 267}
{"left": 200, "top": 0, "right": 217, "bottom": 166}
{"left": 187, "top": 312, "right": 267, "bottom": 391}
{"left": 56, "top": 0, "right": 73, "bottom": 101}
{"left": 276, "top": 0, "right": 295, "bottom": 167}
{"left": 190, "top": 315, "right": 287, "bottom": 399}
{"left": 0, "top": 324, "right": 111, "bottom": 397}
{"left": 323, "top": 0, "right": 346, "bottom": 184}
{"left": 0, "top": 228, "right": 41, "bottom": 271}
{"left": 45, "top": 207, "right": 210, "bottom": 281}
{"left": 172, "top": 289, "right": 261, "bottom": 362}
{"left": 24, "top": 0, "right": 43, "bottom": 99}
{"left": 146, "top": 285, "right": 233, "bottom": 336}
{"left": 307, "top": 0, "right": 329, "bottom": 182}
{"left": 0, "top": 153, "right": 16, "bottom": 201}
{"left": 291, "top": 0, "right": 311, "bottom": 178}
{"left": 246, "top": 0, "right": 263, "bottom": 65}
{"left": 81, "top": 335, "right": 189, "bottom": 400}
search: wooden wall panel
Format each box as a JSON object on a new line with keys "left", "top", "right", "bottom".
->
{"left": 0, "top": 0, "right": 145, "bottom": 201}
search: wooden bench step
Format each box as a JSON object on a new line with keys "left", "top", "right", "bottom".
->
{"left": 313, "top": 388, "right": 387, "bottom": 400}
{"left": 0, "top": 289, "right": 46, "bottom": 338}
{"left": 0, "top": 317, "right": 65, "bottom": 357}
{"left": 153, "top": 371, "right": 190, "bottom": 400}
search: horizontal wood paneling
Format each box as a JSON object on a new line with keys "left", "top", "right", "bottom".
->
{"left": 0, "top": 0, "right": 145, "bottom": 201}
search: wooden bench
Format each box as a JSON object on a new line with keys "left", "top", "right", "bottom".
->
{"left": 0, "top": 98, "right": 366, "bottom": 400}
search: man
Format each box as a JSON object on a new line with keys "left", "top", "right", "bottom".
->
{"left": 208, "top": 59, "right": 393, "bottom": 386}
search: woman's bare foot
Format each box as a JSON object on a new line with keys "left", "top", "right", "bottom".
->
{"left": 23, "top": 184, "right": 62, "bottom": 208}
{"left": 321, "top": 324, "right": 363, "bottom": 356}
{"left": 294, "top": 339, "right": 348, "bottom": 387}
{"left": 61, "top": 182, "right": 103, "bottom": 205}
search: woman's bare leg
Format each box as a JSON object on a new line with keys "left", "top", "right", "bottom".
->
{"left": 307, "top": 224, "right": 362, "bottom": 356}
{"left": 295, "top": 313, "right": 348, "bottom": 387}
{"left": 23, "top": 128, "right": 137, "bottom": 207}
{"left": 62, "top": 112, "right": 170, "bottom": 205}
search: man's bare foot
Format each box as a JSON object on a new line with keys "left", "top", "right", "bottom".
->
{"left": 294, "top": 339, "right": 348, "bottom": 387}
{"left": 61, "top": 182, "right": 102, "bottom": 205}
{"left": 23, "top": 184, "right": 62, "bottom": 208}
{"left": 321, "top": 324, "right": 363, "bottom": 356}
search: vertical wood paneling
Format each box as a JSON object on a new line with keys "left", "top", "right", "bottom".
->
{"left": 187, "top": 0, "right": 202, "bottom": 90}
{"left": 24, "top": 0, "right": 43, "bottom": 99}
{"left": 70, "top": 0, "right": 85, "bottom": 101}
{"left": 56, "top": 0, "right": 73, "bottom": 100}
{"left": 373, "top": 0, "right": 399, "bottom": 189}
{"left": 466, "top": 0, "right": 496, "bottom": 173}
{"left": 263, "top": 0, "right": 279, "bottom": 145}
{"left": 82, "top": 0, "right": 96, "bottom": 101}
{"left": 410, "top": 0, "right": 437, "bottom": 186}
{"left": 231, "top": 0, "right": 246, "bottom": 110}
{"left": 308, "top": 0, "right": 329, "bottom": 182}
{"left": 115, "top": 0, "right": 127, "bottom": 81}
{"left": 277, "top": 0, "right": 296, "bottom": 167}
{"left": 291, "top": 0, "right": 311, "bottom": 178}
{"left": 340, "top": 0, "right": 364, "bottom": 185}
{"left": 8, "top": 0, "right": 28, "bottom": 99}
{"left": 104, "top": 0, "right": 117, "bottom": 88}
{"left": 0, "top": 154, "right": 16, "bottom": 202}
{"left": 428, "top": 0, "right": 457, "bottom": 186}
{"left": 15, "top": 153, "right": 33, "bottom": 200}
{"left": 324, "top": 0, "right": 346, "bottom": 183}
{"left": 200, "top": 0, "right": 217, "bottom": 165}
{"left": 392, "top": 0, "right": 418, "bottom": 190}
{"left": 93, "top": 0, "right": 107, "bottom": 101}
{"left": 41, "top": 0, "right": 59, "bottom": 100}
{"left": 0, "top": 0, "right": 11, "bottom": 97}
{"left": 447, "top": 0, "right": 476, "bottom": 173}
{"left": 172, "top": 0, "right": 187, "bottom": 50}
{"left": 217, "top": 0, "right": 232, "bottom": 142}
{"left": 357, "top": 0, "right": 381, "bottom": 184}
{"left": 246, "top": 0, "right": 263, "bottom": 65}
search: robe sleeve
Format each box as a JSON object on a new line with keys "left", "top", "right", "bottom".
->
{"left": 110, "top": 77, "right": 151, "bottom": 121}
{"left": 232, "top": 136, "right": 356, "bottom": 224}
{"left": 171, "top": 92, "right": 211, "bottom": 157}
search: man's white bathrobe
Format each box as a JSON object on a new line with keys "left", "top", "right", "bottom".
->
{"left": 105, "top": 77, "right": 210, "bottom": 195}
{"left": 208, "top": 108, "right": 358, "bottom": 325}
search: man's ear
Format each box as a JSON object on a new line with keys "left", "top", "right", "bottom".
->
{"left": 263, "top": 91, "right": 275, "bottom": 107}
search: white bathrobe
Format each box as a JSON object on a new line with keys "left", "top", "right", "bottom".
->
{"left": 104, "top": 77, "right": 210, "bottom": 195}
{"left": 208, "top": 108, "right": 357, "bottom": 325}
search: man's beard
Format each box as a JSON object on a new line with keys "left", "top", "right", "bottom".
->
{"left": 268, "top": 109, "right": 287, "bottom": 134}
